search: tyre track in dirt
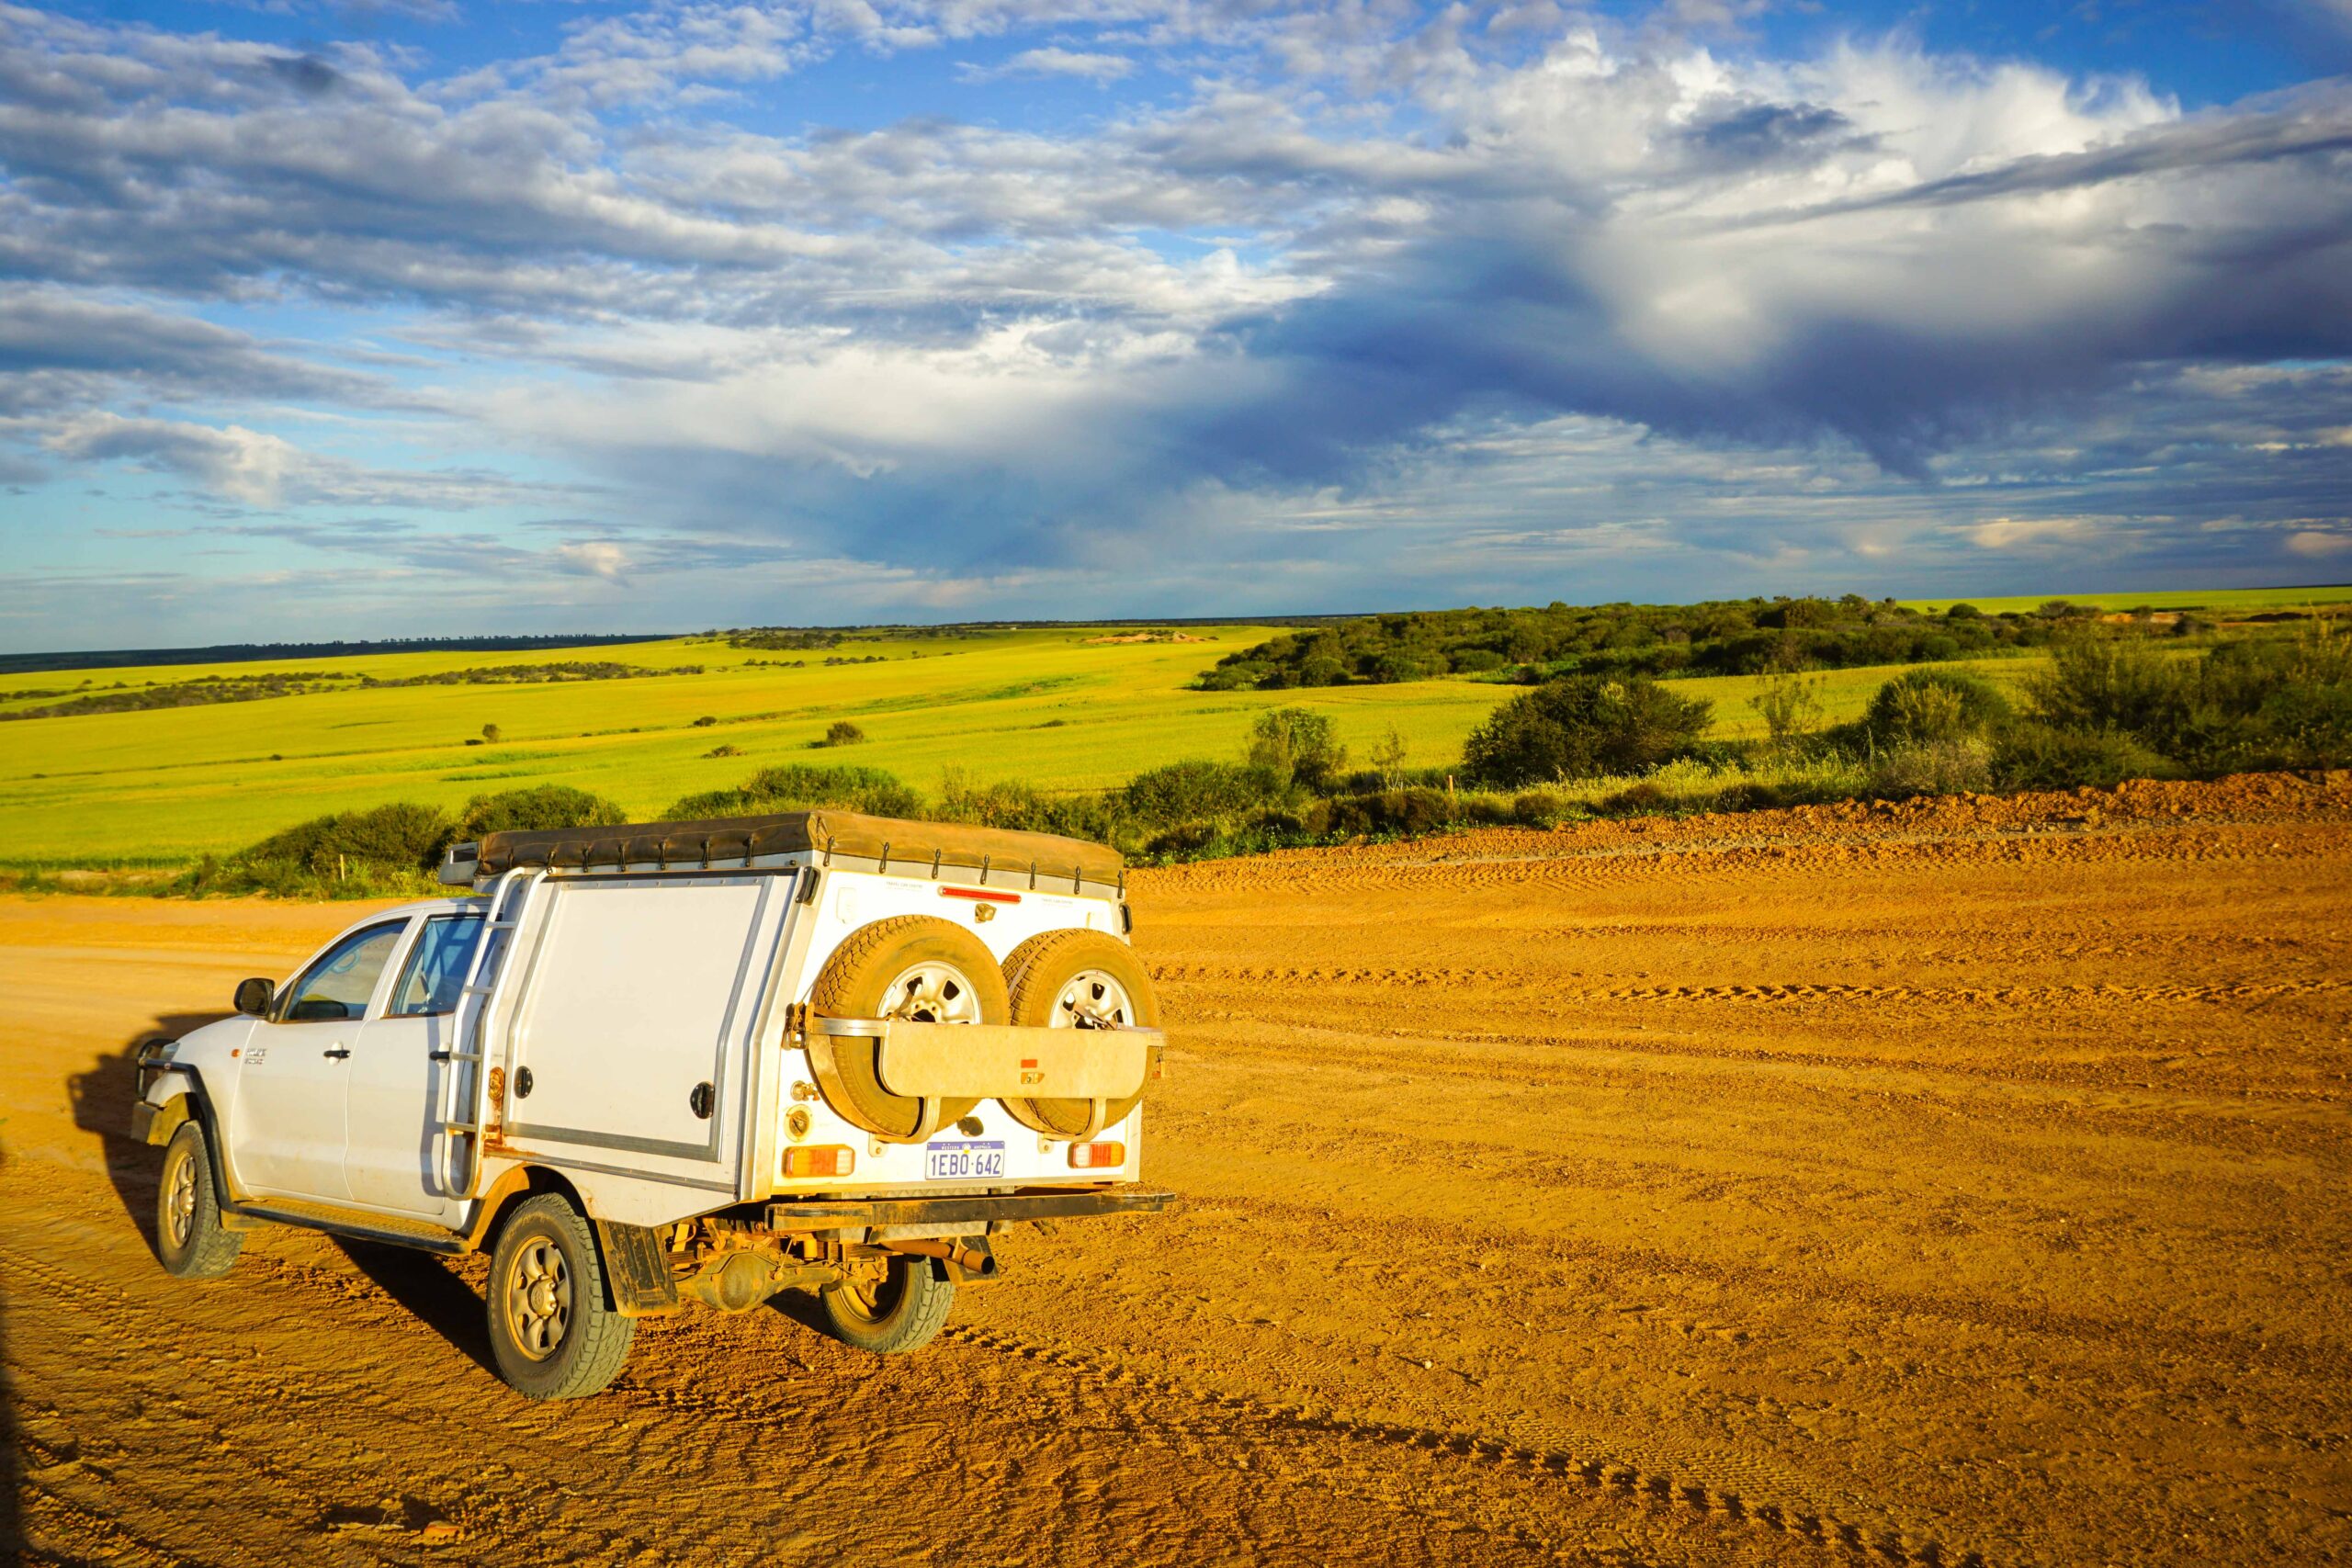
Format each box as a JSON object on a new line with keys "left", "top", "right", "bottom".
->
{"left": 1153, "top": 964, "right": 2351, "bottom": 1011}
{"left": 938, "top": 1323, "right": 1984, "bottom": 1568}
{"left": 5, "top": 772, "right": 2349, "bottom": 1567}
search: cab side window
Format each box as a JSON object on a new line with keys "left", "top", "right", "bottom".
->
{"left": 390, "top": 914, "right": 486, "bottom": 1017}
{"left": 279, "top": 923, "right": 406, "bottom": 1022}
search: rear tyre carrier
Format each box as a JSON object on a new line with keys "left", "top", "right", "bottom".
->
{"left": 807, "top": 915, "right": 1010, "bottom": 1142}
{"left": 999, "top": 928, "right": 1159, "bottom": 1140}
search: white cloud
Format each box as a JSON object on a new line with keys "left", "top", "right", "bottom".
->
{"left": 957, "top": 46, "right": 1135, "bottom": 84}
{"left": 555, "top": 539, "right": 632, "bottom": 580}
{"left": 44, "top": 413, "right": 300, "bottom": 506}
{"left": 1965, "top": 517, "right": 2107, "bottom": 550}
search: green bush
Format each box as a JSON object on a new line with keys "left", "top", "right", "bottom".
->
{"left": 935, "top": 770, "right": 1121, "bottom": 841}
{"left": 669, "top": 763, "right": 922, "bottom": 820}
{"left": 1748, "top": 670, "right": 1826, "bottom": 749}
{"left": 1296, "top": 653, "right": 1350, "bottom": 687}
{"left": 176, "top": 800, "right": 456, "bottom": 897}
{"left": 2025, "top": 637, "right": 2186, "bottom": 738}
{"left": 820, "top": 720, "right": 866, "bottom": 747}
{"left": 1461, "top": 675, "right": 1712, "bottom": 786}
{"left": 1122, "top": 760, "right": 1286, "bottom": 825}
{"left": 1598, "top": 780, "right": 1670, "bottom": 816}
{"left": 1511, "top": 790, "right": 1571, "bottom": 827}
{"left": 1247, "top": 707, "right": 1349, "bottom": 791}
{"left": 1863, "top": 668, "right": 2011, "bottom": 746}
{"left": 1991, "top": 723, "right": 2177, "bottom": 792}
{"left": 242, "top": 801, "right": 454, "bottom": 874}
{"left": 1308, "top": 787, "right": 1452, "bottom": 839}
{"left": 1711, "top": 781, "right": 1785, "bottom": 813}
{"left": 1869, "top": 737, "right": 1994, "bottom": 797}
{"left": 2016, "top": 626, "right": 2352, "bottom": 775}
{"left": 455, "top": 785, "right": 626, "bottom": 840}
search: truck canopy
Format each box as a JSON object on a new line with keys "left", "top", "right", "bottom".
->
{"left": 459, "top": 809, "right": 1124, "bottom": 891}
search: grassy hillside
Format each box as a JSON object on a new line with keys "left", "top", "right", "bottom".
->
{"left": 0, "top": 624, "right": 2046, "bottom": 866}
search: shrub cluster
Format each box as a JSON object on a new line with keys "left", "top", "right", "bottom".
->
{"left": 1460, "top": 675, "right": 1713, "bottom": 786}
{"left": 668, "top": 763, "right": 922, "bottom": 820}
{"left": 172, "top": 620, "right": 2352, "bottom": 894}
{"left": 176, "top": 786, "right": 628, "bottom": 898}
{"left": 1199, "top": 596, "right": 2114, "bottom": 691}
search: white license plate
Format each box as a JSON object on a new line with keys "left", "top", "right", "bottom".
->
{"left": 924, "top": 1140, "right": 1006, "bottom": 1181}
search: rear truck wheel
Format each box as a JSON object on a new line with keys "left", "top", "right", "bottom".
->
{"left": 807, "top": 915, "right": 1010, "bottom": 1141}
{"left": 1000, "top": 929, "right": 1159, "bottom": 1139}
{"left": 155, "top": 1120, "right": 242, "bottom": 1280}
{"left": 820, "top": 1255, "right": 956, "bottom": 1354}
{"left": 486, "top": 1194, "right": 636, "bottom": 1400}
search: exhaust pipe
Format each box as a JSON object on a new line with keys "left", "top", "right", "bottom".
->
{"left": 884, "top": 1237, "right": 998, "bottom": 1280}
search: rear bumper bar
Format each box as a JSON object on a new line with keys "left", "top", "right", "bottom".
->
{"left": 765, "top": 1184, "right": 1174, "bottom": 1234}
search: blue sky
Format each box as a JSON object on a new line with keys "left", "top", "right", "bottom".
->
{"left": 2, "top": 0, "right": 2348, "bottom": 651}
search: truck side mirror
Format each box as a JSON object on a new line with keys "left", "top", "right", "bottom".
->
{"left": 234, "top": 976, "right": 276, "bottom": 1017}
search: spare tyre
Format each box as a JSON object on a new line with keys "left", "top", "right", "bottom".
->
{"left": 999, "top": 929, "right": 1159, "bottom": 1141}
{"left": 808, "top": 916, "right": 1009, "bottom": 1143}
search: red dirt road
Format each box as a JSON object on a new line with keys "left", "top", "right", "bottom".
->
{"left": 5, "top": 775, "right": 2348, "bottom": 1566}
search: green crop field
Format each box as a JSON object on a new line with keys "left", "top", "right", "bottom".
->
{"left": 1897, "top": 584, "right": 2352, "bottom": 615}
{"left": 0, "top": 621, "right": 2073, "bottom": 868}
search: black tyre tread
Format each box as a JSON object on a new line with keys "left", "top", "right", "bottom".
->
{"left": 486, "top": 1194, "right": 636, "bottom": 1401}
{"left": 1001, "top": 928, "right": 1159, "bottom": 1136}
{"left": 820, "top": 1258, "right": 956, "bottom": 1354}
{"left": 808, "top": 915, "right": 1009, "bottom": 1138}
{"left": 157, "top": 1121, "right": 242, "bottom": 1280}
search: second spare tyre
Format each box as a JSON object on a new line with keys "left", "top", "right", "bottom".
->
{"left": 807, "top": 915, "right": 1010, "bottom": 1142}
{"left": 1000, "top": 928, "right": 1159, "bottom": 1140}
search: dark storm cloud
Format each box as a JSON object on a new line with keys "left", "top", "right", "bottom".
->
{"left": 1679, "top": 101, "right": 1859, "bottom": 166}
{"left": 266, "top": 55, "right": 342, "bottom": 96}
{"left": 1, "top": 0, "right": 2347, "bottom": 648}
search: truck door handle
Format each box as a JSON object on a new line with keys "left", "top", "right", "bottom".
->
{"left": 323, "top": 1047, "right": 351, "bottom": 1059}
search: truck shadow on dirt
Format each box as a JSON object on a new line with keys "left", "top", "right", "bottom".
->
{"left": 332, "top": 1242, "right": 499, "bottom": 1377}
{"left": 66, "top": 1012, "right": 230, "bottom": 1248}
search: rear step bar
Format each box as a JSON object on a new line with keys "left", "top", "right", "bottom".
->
{"left": 766, "top": 1185, "right": 1175, "bottom": 1234}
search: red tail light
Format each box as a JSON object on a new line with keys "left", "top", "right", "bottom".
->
{"left": 1069, "top": 1141, "right": 1125, "bottom": 1169}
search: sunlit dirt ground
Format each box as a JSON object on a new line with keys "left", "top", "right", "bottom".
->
{"left": 5, "top": 773, "right": 2347, "bottom": 1566}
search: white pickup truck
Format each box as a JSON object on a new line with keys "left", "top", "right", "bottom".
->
{"left": 131, "top": 810, "right": 1170, "bottom": 1399}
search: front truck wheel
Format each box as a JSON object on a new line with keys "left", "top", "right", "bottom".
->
{"left": 820, "top": 1256, "right": 956, "bottom": 1354}
{"left": 486, "top": 1194, "right": 636, "bottom": 1400}
{"left": 155, "top": 1119, "right": 242, "bottom": 1279}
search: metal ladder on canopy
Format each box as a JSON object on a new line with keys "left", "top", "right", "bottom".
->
{"left": 432, "top": 866, "right": 547, "bottom": 1199}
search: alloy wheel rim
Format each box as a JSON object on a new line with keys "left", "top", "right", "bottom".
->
{"left": 506, "top": 1237, "right": 573, "bottom": 1359}
{"left": 166, "top": 1153, "right": 197, "bottom": 1247}
{"left": 881, "top": 963, "right": 983, "bottom": 1026}
{"left": 1049, "top": 969, "right": 1133, "bottom": 1030}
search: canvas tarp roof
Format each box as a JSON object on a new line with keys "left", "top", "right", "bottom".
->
{"left": 467, "top": 809, "right": 1123, "bottom": 887}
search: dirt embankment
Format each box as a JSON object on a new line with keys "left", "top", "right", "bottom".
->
{"left": 4, "top": 773, "right": 2347, "bottom": 1565}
